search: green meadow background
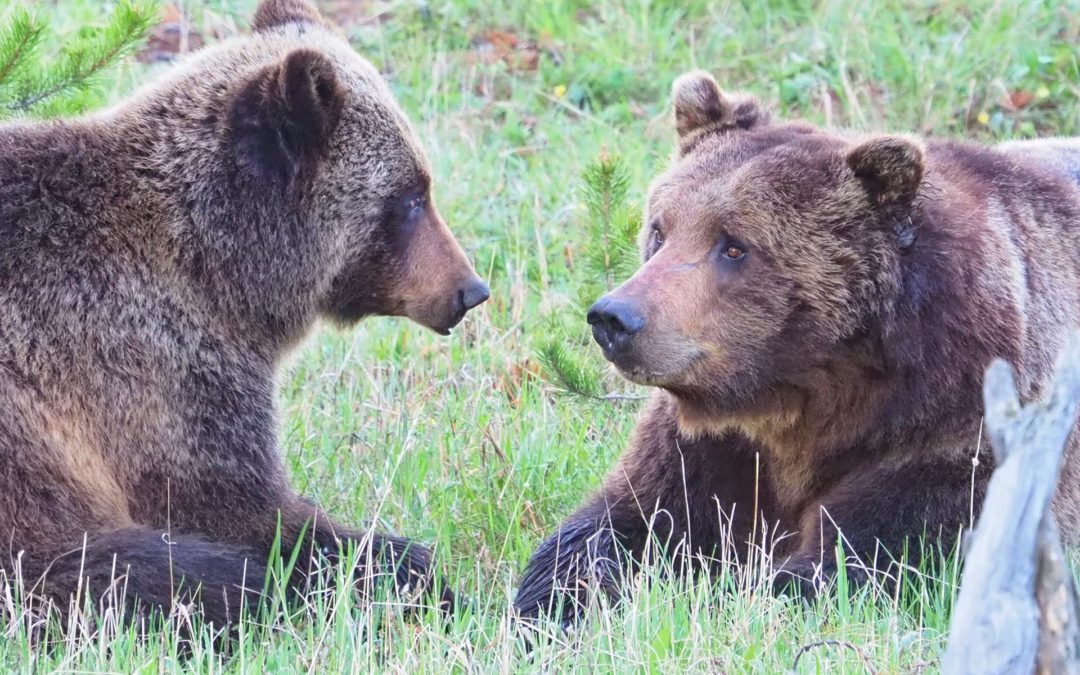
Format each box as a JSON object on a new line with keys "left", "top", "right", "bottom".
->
{"left": 2, "top": 0, "right": 1079, "bottom": 671}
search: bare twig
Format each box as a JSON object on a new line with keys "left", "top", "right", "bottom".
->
{"left": 791, "top": 639, "right": 877, "bottom": 674}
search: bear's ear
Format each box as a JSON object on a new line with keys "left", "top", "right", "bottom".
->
{"left": 672, "top": 70, "right": 766, "bottom": 153}
{"left": 846, "top": 136, "right": 925, "bottom": 205}
{"left": 229, "top": 48, "right": 344, "bottom": 190}
{"left": 252, "top": 0, "right": 324, "bottom": 32}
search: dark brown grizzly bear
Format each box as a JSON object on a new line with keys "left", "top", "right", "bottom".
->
{"left": 515, "top": 70, "right": 1080, "bottom": 623}
{"left": 0, "top": 0, "right": 488, "bottom": 627}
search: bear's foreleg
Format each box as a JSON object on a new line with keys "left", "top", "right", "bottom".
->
{"left": 774, "top": 456, "right": 990, "bottom": 597}
{"left": 514, "top": 416, "right": 769, "bottom": 625}
{"left": 272, "top": 500, "right": 456, "bottom": 614}
{"left": 28, "top": 527, "right": 266, "bottom": 630}
{"left": 513, "top": 494, "right": 642, "bottom": 626}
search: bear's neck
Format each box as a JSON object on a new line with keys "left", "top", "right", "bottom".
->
{"left": 677, "top": 361, "right": 892, "bottom": 444}
{"left": 108, "top": 107, "right": 327, "bottom": 359}
{"left": 1, "top": 109, "right": 324, "bottom": 361}
{"left": 671, "top": 349, "right": 900, "bottom": 504}
{"left": 0, "top": 115, "right": 180, "bottom": 289}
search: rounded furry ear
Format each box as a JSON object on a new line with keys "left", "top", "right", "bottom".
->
{"left": 229, "top": 48, "right": 344, "bottom": 190}
{"left": 252, "top": 0, "right": 324, "bottom": 32}
{"left": 671, "top": 70, "right": 766, "bottom": 154}
{"left": 846, "top": 136, "right": 925, "bottom": 205}
{"left": 673, "top": 70, "right": 731, "bottom": 137}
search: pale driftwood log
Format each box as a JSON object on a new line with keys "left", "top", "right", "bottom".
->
{"left": 943, "top": 336, "right": 1080, "bottom": 675}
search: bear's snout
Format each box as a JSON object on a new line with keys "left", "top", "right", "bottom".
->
{"left": 588, "top": 296, "right": 645, "bottom": 356}
{"left": 439, "top": 276, "right": 490, "bottom": 332}
{"left": 458, "top": 278, "right": 491, "bottom": 315}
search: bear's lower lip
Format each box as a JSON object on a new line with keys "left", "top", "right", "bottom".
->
{"left": 430, "top": 307, "right": 468, "bottom": 335}
{"left": 605, "top": 357, "right": 647, "bottom": 381}
{"left": 604, "top": 343, "right": 704, "bottom": 385}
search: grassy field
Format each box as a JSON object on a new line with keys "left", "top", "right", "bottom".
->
{"left": 3, "top": 0, "right": 1080, "bottom": 671}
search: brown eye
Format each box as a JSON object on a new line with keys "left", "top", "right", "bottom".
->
{"left": 723, "top": 243, "right": 746, "bottom": 260}
{"left": 407, "top": 195, "right": 426, "bottom": 218}
{"left": 652, "top": 229, "right": 664, "bottom": 248}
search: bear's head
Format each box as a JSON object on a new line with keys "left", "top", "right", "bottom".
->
{"left": 588, "top": 71, "right": 924, "bottom": 425}
{"left": 140, "top": 0, "right": 487, "bottom": 340}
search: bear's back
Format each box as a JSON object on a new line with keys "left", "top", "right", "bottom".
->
{"left": 998, "top": 138, "right": 1080, "bottom": 189}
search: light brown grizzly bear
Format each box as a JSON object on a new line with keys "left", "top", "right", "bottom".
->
{"left": 0, "top": 0, "right": 488, "bottom": 627}
{"left": 515, "top": 70, "right": 1080, "bottom": 623}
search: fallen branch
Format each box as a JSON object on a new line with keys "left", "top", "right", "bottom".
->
{"left": 942, "top": 333, "right": 1080, "bottom": 674}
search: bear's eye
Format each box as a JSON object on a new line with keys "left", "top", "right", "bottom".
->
{"left": 647, "top": 222, "right": 665, "bottom": 255}
{"left": 406, "top": 195, "right": 426, "bottom": 219}
{"left": 722, "top": 242, "right": 747, "bottom": 261}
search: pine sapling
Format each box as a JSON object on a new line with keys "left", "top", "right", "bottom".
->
{"left": 539, "top": 152, "right": 644, "bottom": 401}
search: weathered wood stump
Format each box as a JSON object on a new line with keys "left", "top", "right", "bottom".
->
{"left": 942, "top": 336, "right": 1080, "bottom": 674}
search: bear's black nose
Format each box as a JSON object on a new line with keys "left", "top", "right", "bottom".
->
{"left": 458, "top": 278, "right": 491, "bottom": 313}
{"left": 587, "top": 296, "right": 645, "bottom": 354}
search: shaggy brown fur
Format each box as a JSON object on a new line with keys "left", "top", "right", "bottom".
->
{"left": 515, "top": 70, "right": 1080, "bottom": 624}
{"left": 0, "top": 0, "right": 488, "bottom": 629}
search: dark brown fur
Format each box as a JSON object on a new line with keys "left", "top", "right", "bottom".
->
{"left": 0, "top": 0, "right": 488, "bottom": 630}
{"left": 515, "top": 70, "right": 1080, "bottom": 623}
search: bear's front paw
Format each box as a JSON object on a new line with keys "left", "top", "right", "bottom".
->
{"left": 513, "top": 523, "right": 624, "bottom": 628}
{"left": 339, "top": 533, "right": 462, "bottom": 617}
{"left": 772, "top": 557, "right": 832, "bottom": 600}
{"left": 772, "top": 556, "right": 876, "bottom": 599}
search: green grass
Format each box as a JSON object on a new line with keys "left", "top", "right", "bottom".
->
{"left": 2, "top": 0, "right": 1079, "bottom": 671}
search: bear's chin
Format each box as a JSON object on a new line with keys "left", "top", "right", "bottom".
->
{"left": 666, "top": 380, "right": 806, "bottom": 441}
{"left": 611, "top": 364, "right": 684, "bottom": 388}
{"left": 605, "top": 349, "right": 704, "bottom": 388}
{"left": 410, "top": 307, "right": 468, "bottom": 336}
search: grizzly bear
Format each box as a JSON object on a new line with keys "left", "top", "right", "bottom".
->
{"left": 0, "top": 0, "right": 488, "bottom": 627}
{"left": 515, "top": 70, "right": 1080, "bottom": 623}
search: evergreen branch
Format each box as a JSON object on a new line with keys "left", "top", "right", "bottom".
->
{"left": 537, "top": 336, "right": 644, "bottom": 402}
{"left": 538, "top": 339, "right": 605, "bottom": 400}
{"left": 0, "top": 9, "right": 44, "bottom": 88}
{"left": 2, "top": 1, "right": 156, "bottom": 114}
